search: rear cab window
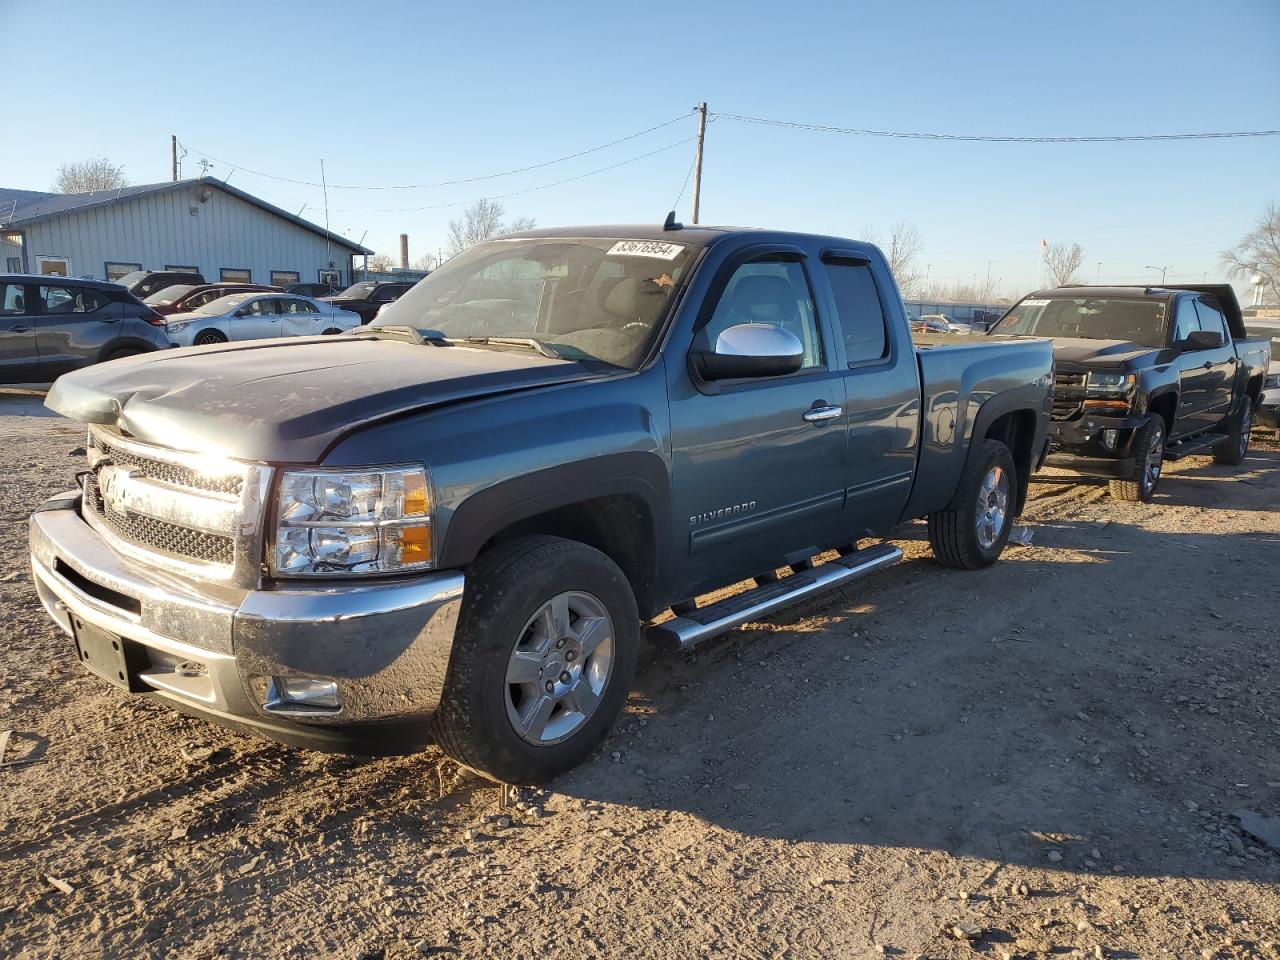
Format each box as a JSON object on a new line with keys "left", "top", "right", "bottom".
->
{"left": 823, "top": 258, "right": 890, "bottom": 365}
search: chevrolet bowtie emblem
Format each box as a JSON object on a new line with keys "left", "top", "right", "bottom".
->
{"left": 98, "top": 465, "right": 135, "bottom": 515}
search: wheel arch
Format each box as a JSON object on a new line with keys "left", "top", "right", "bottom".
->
{"left": 1147, "top": 388, "right": 1178, "bottom": 435}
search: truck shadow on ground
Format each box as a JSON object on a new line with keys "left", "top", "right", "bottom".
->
{"left": 548, "top": 513, "right": 1279, "bottom": 885}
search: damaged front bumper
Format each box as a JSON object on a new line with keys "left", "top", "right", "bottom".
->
{"left": 29, "top": 492, "right": 464, "bottom": 754}
{"left": 1044, "top": 413, "right": 1148, "bottom": 479}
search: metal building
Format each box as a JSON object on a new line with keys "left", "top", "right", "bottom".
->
{"left": 0, "top": 177, "right": 370, "bottom": 289}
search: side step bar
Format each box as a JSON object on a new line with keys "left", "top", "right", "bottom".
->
{"left": 647, "top": 543, "right": 902, "bottom": 651}
{"left": 1164, "top": 433, "right": 1227, "bottom": 462}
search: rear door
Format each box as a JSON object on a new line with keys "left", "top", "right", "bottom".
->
{"left": 818, "top": 253, "right": 919, "bottom": 536}
{"left": 668, "top": 247, "right": 848, "bottom": 596}
{"left": 0, "top": 281, "right": 39, "bottom": 383}
{"left": 278, "top": 297, "right": 323, "bottom": 337}
{"left": 33, "top": 283, "right": 116, "bottom": 379}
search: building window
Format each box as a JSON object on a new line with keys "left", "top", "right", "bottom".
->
{"left": 220, "top": 268, "right": 252, "bottom": 284}
{"left": 166, "top": 265, "right": 199, "bottom": 273}
{"left": 5, "top": 257, "right": 19, "bottom": 273}
{"left": 35, "top": 255, "right": 70, "bottom": 277}
{"left": 319, "top": 269, "right": 342, "bottom": 288}
{"left": 271, "top": 270, "right": 300, "bottom": 288}
{"left": 105, "top": 261, "right": 142, "bottom": 282}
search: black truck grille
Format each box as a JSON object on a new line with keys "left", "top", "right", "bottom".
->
{"left": 1052, "top": 370, "right": 1087, "bottom": 421}
{"left": 83, "top": 474, "right": 236, "bottom": 566}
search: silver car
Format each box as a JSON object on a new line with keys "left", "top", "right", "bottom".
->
{"left": 165, "top": 292, "right": 361, "bottom": 346}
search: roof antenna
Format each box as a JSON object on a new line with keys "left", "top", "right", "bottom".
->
{"left": 663, "top": 210, "right": 682, "bottom": 231}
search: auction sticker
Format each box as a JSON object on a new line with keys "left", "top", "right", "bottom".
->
{"left": 607, "top": 240, "right": 684, "bottom": 260}
{"left": 1020, "top": 299, "right": 1050, "bottom": 306}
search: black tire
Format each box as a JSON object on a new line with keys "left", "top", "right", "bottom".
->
{"left": 103, "top": 347, "right": 145, "bottom": 362}
{"left": 1108, "top": 415, "right": 1164, "bottom": 502}
{"left": 1211, "top": 400, "right": 1252, "bottom": 466}
{"left": 431, "top": 536, "right": 639, "bottom": 784}
{"left": 194, "top": 330, "right": 228, "bottom": 345}
{"left": 321, "top": 328, "right": 342, "bottom": 336}
{"left": 928, "top": 438, "right": 1017, "bottom": 570}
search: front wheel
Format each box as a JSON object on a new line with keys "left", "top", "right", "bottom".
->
{"left": 194, "top": 329, "right": 228, "bottom": 346}
{"left": 928, "top": 438, "right": 1017, "bottom": 569}
{"left": 1109, "top": 416, "right": 1164, "bottom": 502}
{"left": 431, "top": 536, "right": 639, "bottom": 783}
{"left": 1212, "top": 400, "right": 1252, "bottom": 466}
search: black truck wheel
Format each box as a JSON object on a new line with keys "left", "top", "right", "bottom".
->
{"left": 431, "top": 536, "right": 639, "bottom": 784}
{"left": 928, "top": 438, "right": 1017, "bottom": 569}
{"left": 1108, "top": 415, "right": 1164, "bottom": 502}
{"left": 1211, "top": 400, "right": 1252, "bottom": 466}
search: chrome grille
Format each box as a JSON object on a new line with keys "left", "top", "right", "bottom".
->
{"left": 84, "top": 474, "right": 234, "bottom": 565}
{"left": 81, "top": 426, "right": 271, "bottom": 586}
{"left": 89, "top": 430, "right": 244, "bottom": 496}
{"left": 1052, "top": 370, "right": 1087, "bottom": 421}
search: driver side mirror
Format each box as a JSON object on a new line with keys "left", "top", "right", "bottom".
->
{"left": 691, "top": 322, "right": 804, "bottom": 380}
{"left": 1182, "top": 329, "right": 1224, "bottom": 351}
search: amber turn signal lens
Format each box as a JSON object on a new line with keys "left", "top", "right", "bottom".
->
{"left": 403, "top": 472, "right": 429, "bottom": 517}
{"left": 392, "top": 524, "right": 431, "bottom": 564}
{"left": 1083, "top": 399, "right": 1130, "bottom": 414}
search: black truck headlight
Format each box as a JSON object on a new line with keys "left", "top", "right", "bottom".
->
{"left": 1085, "top": 372, "right": 1135, "bottom": 396}
{"left": 271, "top": 467, "right": 432, "bottom": 577}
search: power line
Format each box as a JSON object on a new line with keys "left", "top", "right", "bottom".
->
{"left": 177, "top": 112, "right": 693, "bottom": 191}
{"left": 711, "top": 111, "right": 1280, "bottom": 142}
{"left": 327, "top": 136, "right": 696, "bottom": 213}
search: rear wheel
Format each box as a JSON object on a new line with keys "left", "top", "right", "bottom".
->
{"left": 1109, "top": 416, "right": 1164, "bottom": 502}
{"left": 928, "top": 439, "right": 1017, "bottom": 569}
{"left": 194, "top": 330, "right": 228, "bottom": 346}
{"left": 103, "top": 347, "right": 145, "bottom": 362}
{"left": 1212, "top": 400, "right": 1252, "bottom": 466}
{"left": 431, "top": 536, "right": 639, "bottom": 783}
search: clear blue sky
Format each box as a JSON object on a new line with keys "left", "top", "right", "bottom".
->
{"left": 4, "top": 0, "right": 1278, "bottom": 298}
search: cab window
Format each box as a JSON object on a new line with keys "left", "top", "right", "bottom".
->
{"left": 1173, "top": 298, "right": 1201, "bottom": 342}
{"left": 823, "top": 259, "right": 889, "bottom": 365}
{"left": 1193, "top": 298, "right": 1229, "bottom": 342}
{"left": 702, "top": 257, "right": 824, "bottom": 369}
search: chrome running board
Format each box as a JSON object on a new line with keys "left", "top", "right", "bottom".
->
{"left": 648, "top": 543, "right": 902, "bottom": 650}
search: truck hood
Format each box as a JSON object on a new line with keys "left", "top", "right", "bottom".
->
{"left": 46, "top": 336, "right": 602, "bottom": 462}
{"left": 1048, "top": 337, "right": 1166, "bottom": 370}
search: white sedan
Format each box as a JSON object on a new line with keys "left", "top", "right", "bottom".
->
{"left": 165, "top": 292, "right": 361, "bottom": 346}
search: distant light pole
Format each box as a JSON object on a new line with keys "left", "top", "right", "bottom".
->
{"left": 1145, "top": 264, "right": 1171, "bottom": 285}
{"left": 1096, "top": 261, "right": 1102, "bottom": 284}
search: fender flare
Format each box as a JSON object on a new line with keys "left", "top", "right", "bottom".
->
{"left": 437, "top": 450, "right": 671, "bottom": 576}
{"left": 951, "top": 385, "right": 1048, "bottom": 516}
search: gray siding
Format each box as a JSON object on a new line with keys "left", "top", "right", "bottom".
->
{"left": 20, "top": 184, "right": 356, "bottom": 285}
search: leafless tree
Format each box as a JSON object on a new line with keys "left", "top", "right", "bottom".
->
{"left": 863, "top": 222, "right": 924, "bottom": 297}
{"left": 53, "top": 157, "right": 128, "bottom": 193}
{"left": 1043, "top": 242, "right": 1085, "bottom": 287}
{"left": 920, "top": 277, "right": 1006, "bottom": 304}
{"left": 446, "top": 199, "right": 537, "bottom": 256}
{"left": 366, "top": 253, "right": 397, "bottom": 273}
{"left": 1221, "top": 202, "right": 1280, "bottom": 303}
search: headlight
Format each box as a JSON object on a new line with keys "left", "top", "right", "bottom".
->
{"left": 168, "top": 320, "right": 192, "bottom": 333}
{"left": 271, "top": 466, "right": 432, "bottom": 577}
{"left": 1086, "top": 372, "right": 1136, "bottom": 396}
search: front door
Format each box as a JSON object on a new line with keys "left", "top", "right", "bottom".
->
{"left": 0, "top": 281, "right": 38, "bottom": 383}
{"left": 1172, "top": 296, "right": 1216, "bottom": 438}
{"left": 668, "top": 250, "right": 848, "bottom": 598}
{"left": 1192, "top": 296, "right": 1238, "bottom": 429}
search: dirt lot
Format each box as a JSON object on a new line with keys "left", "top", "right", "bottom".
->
{"left": 2, "top": 394, "right": 1278, "bottom": 960}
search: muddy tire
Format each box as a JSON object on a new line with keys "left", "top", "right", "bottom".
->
{"left": 928, "top": 439, "right": 1017, "bottom": 570}
{"left": 1109, "top": 416, "right": 1164, "bottom": 502}
{"left": 1211, "top": 400, "right": 1252, "bottom": 466}
{"left": 194, "top": 330, "right": 227, "bottom": 345}
{"left": 103, "top": 347, "right": 145, "bottom": 362}
{"left": 431, "top": 536, "right": 639, "bottom": 784}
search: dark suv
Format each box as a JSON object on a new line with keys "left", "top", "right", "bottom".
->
{"left": 322, "top": 281, "right": 414, "bottom": 324}
{"left": 0, "top": 275, "right": 171, "bottom": 384}
{"left": 115, "top": 270, "right": 206, "bottom": 299}
{"left": 284, "top": 282, "right": 342, "bottom": 298}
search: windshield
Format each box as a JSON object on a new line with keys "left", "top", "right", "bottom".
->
{"left": 144, "top": 284, "right": 196, "bottom": 305}
{"left": 372, "top": 237, "right": 694, "bottom": 368}
{"left": 995, "top": 297, "right": 1170, "bottom": 347}
{"left": 196, "top": 293, "right": 254, "bottom": 315}
{"left": 335, "top": 282, "right": 375, "bottom": 300}
{"left": 1246, "top": 327, "right": 1280, "bottom": 361}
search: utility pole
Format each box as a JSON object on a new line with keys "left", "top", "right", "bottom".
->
{"left": 171, "top": 135, "right": 178, "bottom": 182}
{"left": 690, "top": 102, "right": 707, "bottom": 225}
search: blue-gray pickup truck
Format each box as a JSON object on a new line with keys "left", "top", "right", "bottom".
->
{"left": 30, "top": 224, "right": 1053, "bottom": 782}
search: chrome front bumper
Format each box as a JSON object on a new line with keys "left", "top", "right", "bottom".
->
{"left": 29, "top": 492, "right": 464, "bottom": 753}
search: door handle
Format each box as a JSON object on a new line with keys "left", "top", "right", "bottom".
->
{"left": 1202, "top": 361, "right": 1212, "bottom": 370}
{"left": 802, "top": 404, "right": 843, "bottom": 423}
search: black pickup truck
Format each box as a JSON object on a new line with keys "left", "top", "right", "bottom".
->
{"left": 992, "top": 284, "right": 1269, "bottom": 501}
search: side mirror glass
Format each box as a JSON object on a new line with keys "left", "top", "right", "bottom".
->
{"left": 1184, "top": 329, "right": 1224, "bottom": 351}
{"left": 692, "top": 322, "right": 804, "bottom": 380}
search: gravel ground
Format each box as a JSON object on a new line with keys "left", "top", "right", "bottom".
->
{"left": 1, "top": 393, "right": 1279, "bottom": 960}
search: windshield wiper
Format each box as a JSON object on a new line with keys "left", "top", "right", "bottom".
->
{"left": 352, "top": 325, "right": 452, "bottom": 346}
{"left": 464, "top": 336, "right": 562, "bottom": 359}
